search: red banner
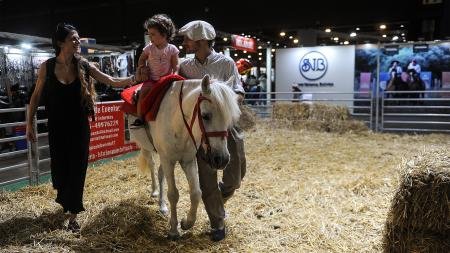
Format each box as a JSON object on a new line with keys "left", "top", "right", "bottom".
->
{"left": 231, "top": 35, "right": 257, "bottom": 53}
{"left": 88, "top": 101, "right": 138, "bottom": 162}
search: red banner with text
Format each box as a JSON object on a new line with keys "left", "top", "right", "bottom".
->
{"left": 88, "top": 101, "right": 139, "bottom": 162}
{"left": 231, "top": 35, "right": 257, "bottom": 53}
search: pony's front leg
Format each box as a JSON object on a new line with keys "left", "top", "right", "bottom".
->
{"left": 180, "top": 159, "right": 202, "bottom": 230}
{"left": 161, "top": 160, "right": 179, "bottom": 240}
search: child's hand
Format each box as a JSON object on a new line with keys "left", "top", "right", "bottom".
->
{"left": 136, "top": 66, "right": 150, "bottom": 82}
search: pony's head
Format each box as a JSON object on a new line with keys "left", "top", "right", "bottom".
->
{"left": 196, "top": 75, "right": 241, "bottom": 170}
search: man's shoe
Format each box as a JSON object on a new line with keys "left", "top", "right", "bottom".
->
{"left": 67, "top": 219, "right": 80, "bottom": 233}
{"left": 209, "top": 227, "right": 226, "bottom": 242}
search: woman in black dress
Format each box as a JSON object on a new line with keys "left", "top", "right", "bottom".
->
{"left": 26, "top": 23, "right": 139, "bottom": 232}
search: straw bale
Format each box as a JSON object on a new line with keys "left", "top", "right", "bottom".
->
{"left": 271, "top": 102, "right": 367, "bottom": 133}
{"left": 309, "top": 103, "right": 350, "bottom": 121}
{"left": 236, "top": 104, "right": 257, "bottom": 131}
{"left": 383, "top": 146, "right": 450, "bottom": 253}
{"left": 272, "top": 102, "right": 310, "bottom": 120}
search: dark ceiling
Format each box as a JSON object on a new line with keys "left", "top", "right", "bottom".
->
{"left": 0, "top": 0, "right": 448, "bottom": 48}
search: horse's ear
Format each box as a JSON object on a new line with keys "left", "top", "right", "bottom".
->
{"left": 202, "top": 74, "right": 211, "bottom": 94}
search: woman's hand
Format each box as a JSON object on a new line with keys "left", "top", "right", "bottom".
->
{"left": 26, "top": 122, "right": 36, "bottom": 142}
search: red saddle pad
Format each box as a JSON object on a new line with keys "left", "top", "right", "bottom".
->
{"left": 120, "top": 74, "right": 185, "bottom": 121}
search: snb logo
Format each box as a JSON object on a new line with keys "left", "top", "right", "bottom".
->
{"left": 299, "top": 51, "right": 328, "bottom": 80}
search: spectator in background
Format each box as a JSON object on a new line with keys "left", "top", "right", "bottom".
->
{"left": 292, "top": 83, "right": 302, "bottom": 102}
{"left": 388, "top": 60, "right": 403, "bottom": 77}
{"left": 407, "top": 58, "right": 421, "bottom": 74}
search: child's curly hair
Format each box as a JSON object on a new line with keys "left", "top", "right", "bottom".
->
{"left": 144, "top": 14, "right": 177, "bottom": 41}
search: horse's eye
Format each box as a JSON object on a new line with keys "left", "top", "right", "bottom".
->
{"left": 202, "top": 113, "right": 211, "bottom": 121}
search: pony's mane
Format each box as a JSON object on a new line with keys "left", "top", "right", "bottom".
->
{"left": 181, "top": 78, "right": 241, "bottom": 126}
{"left": 208, "top": 79, "right": 241, "bottom": 126}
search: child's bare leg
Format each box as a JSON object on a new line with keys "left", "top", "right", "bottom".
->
{"left": 132, "top": 85, "right": 151, "bottom": 127}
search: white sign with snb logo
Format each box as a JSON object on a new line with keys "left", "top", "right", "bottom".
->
{"left": 276, "top": 45, "right": 355, "bottom": 106}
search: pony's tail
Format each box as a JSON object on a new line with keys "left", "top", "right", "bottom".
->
{"left": 137, "top": 149, "right": 153, "bottom": 176}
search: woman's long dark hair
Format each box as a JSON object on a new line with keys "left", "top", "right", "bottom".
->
{"left": 52, "top": 23, "right": 96, "bottom": 117}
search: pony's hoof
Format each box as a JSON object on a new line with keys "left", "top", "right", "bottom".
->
{"left": 167, "top": 232, "right": 180, "bottom": 241}
{"left": 159, "top": 206, "right": 169, "bottom": 216}
{"left": 180, "top": 218, "right": 194, "bottom": 230}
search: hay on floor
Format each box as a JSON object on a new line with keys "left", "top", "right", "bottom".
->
{"left": 236, "top": 104, "right": 256, "bottom": 131}
{"left": 383, "top": 146, "right": 450, "bottom": 253}
{"left": 1, "top": 121, "right": 449, "bottom": 252}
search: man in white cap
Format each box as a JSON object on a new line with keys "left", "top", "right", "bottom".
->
{"left": 178, "top": 20, "right": 246, "bottom": 241}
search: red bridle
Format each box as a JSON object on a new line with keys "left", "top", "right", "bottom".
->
{"left": 178, "top": 81, "right": 229, "bottom": 152}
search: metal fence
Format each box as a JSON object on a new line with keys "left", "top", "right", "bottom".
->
{"left": 243, "top": 91, "right": 374, "bottom": 129}
{"left": 1, "top": 91, "right": 449, "bottom": 189}
{"left": 0, "top": 105, "right": 48, "bottom": 188}
{"left": 380, "top": 90, "right": 450, "bottom": 133}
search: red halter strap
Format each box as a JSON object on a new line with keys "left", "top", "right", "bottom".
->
{"left": 178, "top": 81, "right": 229, "bottom": 152}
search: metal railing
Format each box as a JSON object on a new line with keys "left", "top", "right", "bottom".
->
{"left": 0, "top": 105, "right": 48, "bottom": 188}
{"left": 380, "top": 90, "right": 450, "bottom": 133}
{"left": 243, "top": 91, "right": 374, "bottom": 129}
{"left": 1, "top": 91, "right": 449, "bottom": 189}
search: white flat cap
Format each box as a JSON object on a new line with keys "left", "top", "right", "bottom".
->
{"left": 178, "top": 20, "right": 216, "bottom": 41}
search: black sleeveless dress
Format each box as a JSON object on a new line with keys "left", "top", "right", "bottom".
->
{"left": 42, "top": 58, "right": 90, "bottom": 214}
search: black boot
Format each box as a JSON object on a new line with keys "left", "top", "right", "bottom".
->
{"left": 131, "top": 118, "right": 144, "bottom": 128}
{"left": 209, "top": 227, "right": 226, "bottom": 241}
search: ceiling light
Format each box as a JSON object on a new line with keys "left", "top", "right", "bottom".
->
{"left": 271, "top": 48, "right": 275, "bottom": 52}
{"left": 325, "top": 28, "right": 331, "bottom": 33}
{"left": 293, "top": 39, "right": 299, "bottom": 44}
{"left": 401, "top": 33, "right": 405, "bottom": 36}
{"left": 234, "top": 53, "right": 238, "bottom": 57}
{"left": 379, "top": 24, "right": 386, "bottom": 29}
{"left": 356, "top": 27, "right": 360, "bottom": 31}
{"left": 178, "top": 45, "right": 183, "bottom": 49}
{"left": 350, "top": 32, "right": 357, "bottom": 37}
{"left": 276, "top": 43, "right": 279, "bottom": 46}
{"left": 258, "top": 57, "right": 262, "bottom": 60}
{"left": 382, "top": 34, "right": 387, "bottom": 38}
{"left": 400, "top": 25, "right": 404, "bottom": 28}
{"left": 223, "top": 37, "right": 228, "bottom": 41}
{"left": 21, "top": 43, "right": 32, "bottom": 49}
{"left": 333, "top": 37, "right": 339, "bottom": 41}
{"left": 258, "top": 52, "right": 262, "bottom": 55}
{"left": 392, "top": 36, "right": 399, "bottom": 41}
{"left": 247, "top": 55, "right": 252, "bottom": 59}
{"left": 289, "top": 36, "right": 293, "bottom": 39}
{"left": 344, "top": 41, "right": 349, "bottom": 45}
{"left": 258, "top": 46, "right": 262, "bottom": 49}
{"left": 243, "top": 50, "right": 247, "bottom": 53}
{"left": 280, "top": 32, "right": 286, "bottom": 36}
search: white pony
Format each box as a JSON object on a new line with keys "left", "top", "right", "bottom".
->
{"left": 128, "top": 75, "right": 241, "bottom": 239}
